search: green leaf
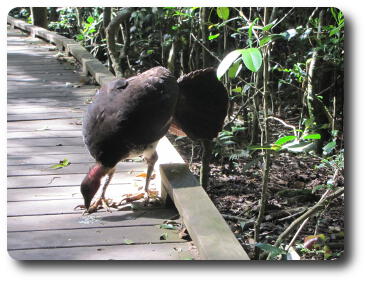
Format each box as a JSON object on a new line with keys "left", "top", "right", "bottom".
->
{"left": 274, "top": 135, "right": 297, "bottom": 146}
{"left": 247, "top": 18, "right": 258, "bottom": 47}
{"left": 217, "top": 7, "right": 230, "bottom": 20}
{"left": 160, "top": 232, "right": 168, "bottom": 240}
{"left": 86, "top": 16, "right": 94, "bottom": 24}
{"left": 323, "top": 141, "right": 336, "bottom": 154}
{"left": 302, "top": 133, "right": 321, "bottom": 140}
{"left": 217, "top": 50, "right": 241, "bottom": 79}
{"left": 228, "top": 60, "right": 242, "bottom": 79}
{"left": 231, "top": 87, "right": 242, "bottom": 93}
{"left": 75, "top": 34, "right": 84, "bottom": 41}
{"left": 260, "top": 35, "right": 272, "bottom": 46}
{"left": 159, "top": 224, "right": 178, "bottom": 230}
{"left": 259, "top": 34, "right": 284, "bottom": 46}
{"left": 255, "top": 243, "right": 287, "bottom": 259}
{"left": 51, "top": 158, "right": 70, "bottom": 169}
{"left": 208, "top": 33, "right": 220, "bottom": 41}
{"left": 123, "top": 239, "right": 134, "bottom": 245}
{"left": 181, "top": 257, "right": 194, "bottom": 260}
{"left": 262, "top": 23, "right": 274, "bottom": 31}
{"left": 240, "top": 48, "right": 262, "bottom": 72}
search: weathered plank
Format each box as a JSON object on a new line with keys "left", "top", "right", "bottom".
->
{"left": 7, "top": 152, "right": 93, "bottom": 166}
{"left": 160, "top": 163, "right": 249, "bottom": 260}
{"left": 8, "top": 242, "right": 195, "bottom": 260}
{"left": 7, "top": 130, "right": 83, "bottom": 139}
{"left": 7, "top": 183, "right": 144, "bottom": 202}
{"left": 7, "top": 171, "right": 146, "bottom": 188}
{"left": 7, "top": 118, "right": 82, "bottom": 131}
{"left": 7, "top": 112, "right": 83, "bottom": 122}
{"left": 7, "top": 145, "right": 87, "bottom": 155}
{"left": 7, "top": 106, "right": 86, "bottom": 115}
{"left": 8, "top": 225, "right": 185, "bottom": 250}
{"left": 7, "top": 208, "right": 178, "bottom": 231}
{"left": 7, "top": 21, "right": 200, "bottom": 260}
{"left": 7, "top": 136, "right": 84, "bottom": 147}
{"left": 8, "top": 97, "right": 91, "bottom": 106}
{"left": 7, "top": 161, "right": 145, "bottom": 176}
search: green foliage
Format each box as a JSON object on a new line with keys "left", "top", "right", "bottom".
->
{"left": 255, "top": 243, "right": 287, "bottom": 259}
{"left": 217, "top": 47, "right": 262, "bottom": 79}
{"left": 217, "top": 7, "right": 230, "bottom": 20}
{"left": 48, "top": 8, "right": 78, "bottom": 34}
{"left": 51, "top": 158, "right": 70, "bottom": 169}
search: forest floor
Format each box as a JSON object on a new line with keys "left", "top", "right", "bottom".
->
{"left": 167, "top": 120, "right": 344, "bottom": 260}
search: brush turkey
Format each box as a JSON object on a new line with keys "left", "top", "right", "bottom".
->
{"left": 80, "top": 66, "right": 179, "bottom": 213}
{"left": 171, "top": 68, "right": 228, "bottom": 188}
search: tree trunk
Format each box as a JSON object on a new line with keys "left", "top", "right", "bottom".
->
{"left": 106, "top": 8, "right": 133, "bottom": 78}
{"left": 200, "top": 8, "right": 209, "bottom": 68}
{"left": 254, "top": 7, "right": 271, "bottom": 260}
{"left": 31, "top": 7, "right": 48, "bottom": 28}
{"left": 306, "top": 9, "right": 329, "bottom": 155}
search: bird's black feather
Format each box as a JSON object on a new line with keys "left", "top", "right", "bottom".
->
{"left": 83, "top": 67, "right": 178, "bottom": 168}
{"left": 174, "top": 68, "right": 228, "bottom": 140}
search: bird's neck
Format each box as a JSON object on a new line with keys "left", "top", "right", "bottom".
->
{"left": 88, "top": 164, "right": 107, "bottom": 181}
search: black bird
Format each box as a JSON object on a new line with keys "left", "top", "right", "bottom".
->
{"left": 80, "top": 66, "right": 179, "bottom": 213}
{"left": 171, "top": 68, "right": 228, "bottom": 188}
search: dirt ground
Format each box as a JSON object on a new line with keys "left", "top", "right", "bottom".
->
{"left": 167, "top": 131, "right": 344, "bottom": 260}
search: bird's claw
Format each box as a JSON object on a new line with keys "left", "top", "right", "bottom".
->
{"left": 87, "top": 197, "right": 112, "bottom": 214}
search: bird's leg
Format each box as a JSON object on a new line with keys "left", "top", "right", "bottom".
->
{"left": 87, "top": 167, "right": 116, "bottom": 213}
{"left": 200, "top": 139, "right": 213, "bottom": 189}
{"left": 143, "top": 150, "right": 158, "bottom": 205}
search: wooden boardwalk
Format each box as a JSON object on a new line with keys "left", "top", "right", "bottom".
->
{"left": 7, "top": 26, "right": 197, "bottom": 260}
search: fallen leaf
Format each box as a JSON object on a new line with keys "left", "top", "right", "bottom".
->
{"left": 136, "top": 173, "right": 147, "bottom": 178}
{"left": 304, "top": 234, "right": 325, "bottom": 249}
{"left": 159, "top": 224, "right": 178, "bottom": 230}
{"left": 181, "top": 257, "right": 194, "bottom": 260}
{"left": 160, "top": 232, "right": 168, "bottom": 240}
{"left": 123, "top": 239, "right": 134, "bottom": 245}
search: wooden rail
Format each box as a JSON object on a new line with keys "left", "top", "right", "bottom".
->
{"left": 7, "top": 16, "right": 250, "bottom": 260}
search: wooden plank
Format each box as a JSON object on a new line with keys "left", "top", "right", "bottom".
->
{"left": 160, "top": 163, "right": 249, "bottom": 260}
{"left": 7, "top": 152, "right": 93, "bottom": 166}
{"left": 8, "top": 68, "right": 78, "bottom": 75}
{"left": 8, "top": 64, "right": 75, "bottom": 71}
{"left": 7, "top": 170, "right": 148, "bottom": 188}
{"left": 7, "top": 161, "right": 144, "bottom": 176}
{"left": 7, "top": 208, "right": 178, "bottom": 231}
{"left": 7, "top": 88, "right": 96, "bottom": 97}
{"left": 7, "top": 225, "right": 185, "bottom": 250}
{"left": 7, "top": 112, "right": 83, "bottom": 122}
{"left": 7, "top": 106, "right": 86, "bottom": 115}
{"left": 7, "top": 145, "right": 87, "bottom": 155}
{"left": 8, "top": 98, "right": 91, "bottom": 106}
{"left": 7, "top": 118, "right": 82, "bottom": 131}
{"left": 7, "top": 198, "right": 85, "bottom": 216}
{"left": 7, "top": 21, "right": 197, "bottom": 261}
{"left": 7, "top": 75, "right": 82, "bottom": 83}
{"left": 8, "top": 242, "right": 196, "bottom": 260}
{"left": 7, "top": 136, "right": 84, "bottom": 147}
{"left": 7, "top": 183, "right": 143, "bottom": 202}
{"left": 7, "top": 130, "right": 82, "bottom": 139}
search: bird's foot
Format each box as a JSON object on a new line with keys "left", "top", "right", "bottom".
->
{"left": 143, "top": 190, "right": 161, "bottom": 207}
{"left": 87, "top": 197, "right": 113, "bottom": 214}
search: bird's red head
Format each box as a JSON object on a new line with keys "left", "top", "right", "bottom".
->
{"left": 80, "top": 164, "right": 107, "bottom": 210}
